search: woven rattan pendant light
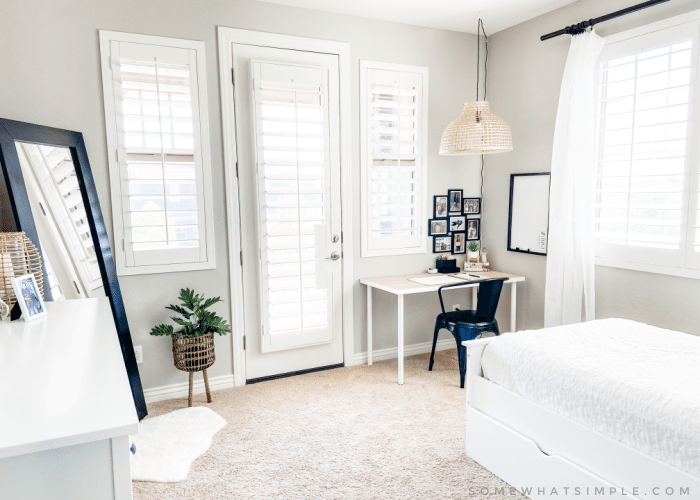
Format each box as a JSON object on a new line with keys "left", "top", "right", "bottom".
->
{"left": 440, "top": 18, "right": 512, "bottom": 156}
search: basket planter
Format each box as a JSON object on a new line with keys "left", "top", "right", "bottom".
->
{"left": 172, "top": 332, "right": 216, "bottom": 407}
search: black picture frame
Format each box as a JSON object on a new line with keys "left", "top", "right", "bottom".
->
{"left": 466, "top": 218, "right": 480, "bottom": 241}
{"left": 0, "top": 118, "right": 147, "bottom": 421}
{"left": 428, "top": 218, "right": 448, "bottom": 236}
{"left": 447, "top": 189, "right": 463, "bottom": 214}
{"left": 448, "top": 215, "right": 466, "bottom": 232}
{"left": 463, "top": 197, "right": 481, "bottom": 215}
{"left": 433, "top": 235, "right": 452, "bottom": 253}
{"left": 433, "top": 195, "right": 448, "bottom": 218}
{"left": 451, "top": 232, "right": 466, "bottom": 254}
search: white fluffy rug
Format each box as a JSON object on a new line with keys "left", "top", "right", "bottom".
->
{"left": 131, "top": 406, "right": 227, "bottom": 482}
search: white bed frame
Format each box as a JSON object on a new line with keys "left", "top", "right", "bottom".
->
{"left": 463, "top": 337, "right": 700, "bottom": 499}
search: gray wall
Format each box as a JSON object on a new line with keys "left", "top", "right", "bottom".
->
{"left": 485, "top": 0, "right": 700, "bottom": 336}
{"left": 0, "top": 0, "right": 480, "bottom": 390}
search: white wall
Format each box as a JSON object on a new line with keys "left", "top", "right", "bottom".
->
{"left": 485, "top": 0, "right": 700, "bottom": 336}
{"left": 0, "top": 0, "right": 480, "bottom": 390}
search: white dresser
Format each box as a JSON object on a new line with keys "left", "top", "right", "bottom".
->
{"left": 0, "top": 297, "right": 139, "bottom": 500}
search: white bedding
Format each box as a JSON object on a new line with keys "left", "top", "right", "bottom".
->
{"left": 481, "top": 318, "right": 700, "bottom": 478}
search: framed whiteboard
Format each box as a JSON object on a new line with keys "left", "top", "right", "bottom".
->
{"left": 508, "top": 173, "right": 551, "bottom": 256}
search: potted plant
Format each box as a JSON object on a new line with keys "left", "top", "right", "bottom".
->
{"left": 150, "top": 288, "right": 232, "bottom": 406}
{"left": 467, "top": 241, "right": 480, "bottom": 260}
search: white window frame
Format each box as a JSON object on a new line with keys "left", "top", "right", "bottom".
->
{"left": 360, "top": 61, "right": 429, "bottom": 258}
{"left": 99, "top": 30, "right": 216, "bottom": 275}
{"left": 595, "top": 10, "right": 700, "bottom": 280}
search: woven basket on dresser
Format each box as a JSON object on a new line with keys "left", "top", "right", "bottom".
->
{"left": 172, "top": 332, "right": 215, "bottom": 407}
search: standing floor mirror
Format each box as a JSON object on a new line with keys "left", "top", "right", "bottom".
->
{"left": 0, "top": 118, "right": 147, "bottom": 420}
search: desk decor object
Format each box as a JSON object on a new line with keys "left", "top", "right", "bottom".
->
{"left": 150, "top": 288, "right": 232, "bottom": 407}
{"left": 435, "top": 256, "right": 459, "bottom": 273}
{"left": 10, "top": 274, "right": 47, "bottom": 321}
{"left": 0, "top": 232, "right": 44, "bottom": 318}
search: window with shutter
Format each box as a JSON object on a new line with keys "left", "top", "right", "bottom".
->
{"left": 99, "top": 32, "right": 215, "bottom": 275}
{"left": 360, "top": 61, "right": 428, "bottom": 257}
{"left": 595, "top": 16, "right": 700, "bottom": 276}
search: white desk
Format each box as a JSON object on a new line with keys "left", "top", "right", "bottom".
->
{"left": 360, "top": 271, "right": 524, "bottom": 385}
{"left": 0, "top": 298, "right": 139, "bottom": 500}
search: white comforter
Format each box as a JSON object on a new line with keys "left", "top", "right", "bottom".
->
{"left": 481, "top": 318, "right": 700, "bottom": 478}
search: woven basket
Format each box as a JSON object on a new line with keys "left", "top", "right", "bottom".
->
{"left": 172, "top": 332, "right": 215, "bottom": 372}
{"left": 0, "top": 232, "right": 44, "bottom": 310}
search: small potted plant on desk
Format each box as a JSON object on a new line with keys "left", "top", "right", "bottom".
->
{"left": 150, "top": 288, "right": 232, "bottom": 407}
{"left": 467, "top": 241, "right": 480, "bottom": 261}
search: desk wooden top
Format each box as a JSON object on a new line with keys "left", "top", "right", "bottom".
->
{"left": 360, "top": 270, "right": 524, "bottom": 295}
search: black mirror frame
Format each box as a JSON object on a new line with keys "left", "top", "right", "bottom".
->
{"left": 0, "top": 118, "right": 147, "bottom": 421}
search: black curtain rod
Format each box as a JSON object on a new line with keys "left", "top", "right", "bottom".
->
{"left": 540, "top": 0, "right": 670, "bottom": 41}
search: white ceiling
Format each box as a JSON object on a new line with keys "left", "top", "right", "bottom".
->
{"left": 255, "top": 0, "right": 578, "bottom": 34}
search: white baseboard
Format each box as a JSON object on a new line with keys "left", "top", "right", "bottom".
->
{"left": 144, "top": 339, "right": 456, "bottom": 403}
{"left": 353, "top": 337, "right": 456, "bottom": 365}
{"left": 144, "top": 374, "right": 235, "bottom": 404}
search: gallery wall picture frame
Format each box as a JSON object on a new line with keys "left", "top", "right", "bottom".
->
{"left": 447, "top": 189, "right": 463, "bottom": 214}
{"left": 433, "top": 235, "right": 452, "bottom": 253}
{"left": 463, "top": 197, "right": 481, "bottom": 215}
{"left": 434, "top": 195, "right": 448, "bottom": 218}
{"left": 448, "top": 215, "right": 466, "bottom": 232}
{"left": 428, "top": 218, "right": 448, "bottom": 236}
{"left": 452, "top": 232, "right": 466, "bottom": 254}
{"left": 10, "top": 274, "right": 47, "bottom": 321}
{"left": 466, "top": 218, "right": 480, "bottom": 241}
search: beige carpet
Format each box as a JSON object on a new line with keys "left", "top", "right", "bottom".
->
{"left": 134, "top": 349, "right": 522, "bottom": 499}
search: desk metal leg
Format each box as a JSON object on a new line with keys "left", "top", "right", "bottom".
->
{"left": 398, "top": 294, "right": 404, "bottom": 385}
{"left": 367, "top": 286, "right": 372, "bottom": 366}
{"left": 510, "top": 283, "right": 517, "bottom": 332}
{"left": 472, "top": 286, "right": 478, "bottom": 309}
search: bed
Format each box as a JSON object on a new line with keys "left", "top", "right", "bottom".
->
{"left": 463, "top": 318, "right": 700, "bottom": 499}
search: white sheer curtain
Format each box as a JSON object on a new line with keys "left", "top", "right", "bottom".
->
{"left": 544, "top": 30, "right": 605, "bottom": 328}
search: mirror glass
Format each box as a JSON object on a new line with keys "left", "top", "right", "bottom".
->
{"left": 14, "top": 142, "right": 105, "bottom": 301}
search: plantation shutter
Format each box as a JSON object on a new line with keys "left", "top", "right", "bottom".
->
{"left": 110, "top": 41, "right": 208, "bottom": 268}
{"left": 19, "top": 144, "right": 102, "bottom": 291}
{"left": 595, "top": 23, "right": 698, "bottom": 267}
{"left": 251, "top": 61, "right": 334, "bottom": 348}
{"left": 362, "top": 65, "right": 426, "bottom": 256}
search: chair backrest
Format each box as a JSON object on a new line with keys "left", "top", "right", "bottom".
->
{"left": 475, "top": 278, "right": 506, "bottom": 321}
{"left": 436, "top": 277, "right": 507, "bottom": 320}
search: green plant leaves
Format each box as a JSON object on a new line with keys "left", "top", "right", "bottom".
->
{"left": 149, "top": 288, "right": 232, "bottom": 338}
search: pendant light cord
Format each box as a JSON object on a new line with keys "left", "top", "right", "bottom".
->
{"left": 476, "top": 18, "right": 489, "bottom": 242}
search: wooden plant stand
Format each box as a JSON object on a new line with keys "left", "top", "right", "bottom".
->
{"left": 172, "top": 332, "right": 216, "bottom": 407}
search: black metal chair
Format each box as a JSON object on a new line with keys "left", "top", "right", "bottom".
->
{"left": 429, "top": 278, "right": 507, "bottom": 388}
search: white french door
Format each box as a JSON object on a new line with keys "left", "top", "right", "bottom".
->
{"left": 231, "top": 43, "right": 344, "bottom": 381}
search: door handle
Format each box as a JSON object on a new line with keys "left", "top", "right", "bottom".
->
{"left": 327, "top": 252, "right": 340, "bottom": 261}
